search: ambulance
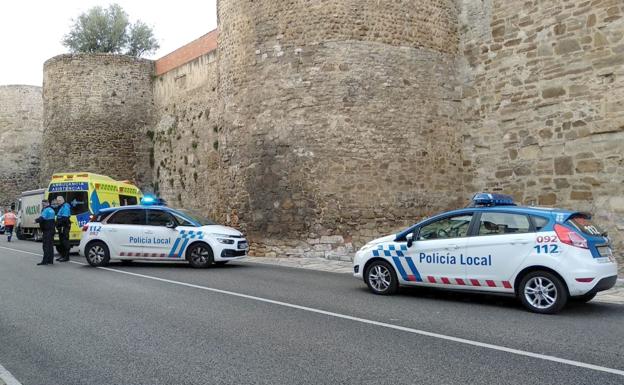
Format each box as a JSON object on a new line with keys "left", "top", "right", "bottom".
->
{"left": 45, "top": 173, "right": 143, "bottom": 251}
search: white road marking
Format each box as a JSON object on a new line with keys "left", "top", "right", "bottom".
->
{"left": 0, "top": 362, "right": 23, "bottom": 385}
{"left": 2, "top": 245, "right": 624, "bottom": 377}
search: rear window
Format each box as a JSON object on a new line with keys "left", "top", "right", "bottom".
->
{"left": 567, "top": 215, "right": 605, "bottom": 236}
{"left": 49, "top": 191, "right": 89, "bottom": 215}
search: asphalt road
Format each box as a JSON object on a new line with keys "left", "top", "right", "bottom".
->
{"left": 1, "top": 239, "right": 623, "bottom": 385}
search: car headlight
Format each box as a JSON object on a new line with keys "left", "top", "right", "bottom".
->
{"left": 216, "top": 238, "right": 235, "bottom": 245}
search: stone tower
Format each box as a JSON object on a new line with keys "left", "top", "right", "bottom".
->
{"left": 0, "top": 85, "right": 43, "bottom": 206}
{"left": 216, "top": 0, "right": 465, "bottom": 251}
{"left": 41, "top": 54, "right": 155, "bottom": 187}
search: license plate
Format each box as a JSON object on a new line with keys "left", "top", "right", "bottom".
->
{"left": 238, "top": 241, "right": 248, "bottom": 250}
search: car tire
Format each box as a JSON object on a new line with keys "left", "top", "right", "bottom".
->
{"left": 364, "top": 260, "right": 398, "bottom": 295}
{"left": 572, "top": 292, "right": 597, "bottom": 303}
{"left": 518, "top": 271, "right": 568, "bottom": 314}
{"left": 85, "top": 241, "right": 110, "bottom": 267}
{"left": 186, "top": 243, "right": 214, "bottom": 268}
{"left": 16, "top": 226, "right": 26, "bottom": 240}
{"left": 215, "top": 261, "right": 228, "bottom": 266}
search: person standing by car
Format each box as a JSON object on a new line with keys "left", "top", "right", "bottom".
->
{"left": 55, "top": 196, "right": 71, "bottom": 262}
{"left": 3, "top": 208, "right": 17, "bottom": 242}
{"left": 35, "top": 200, "right": 56, "bottom": 266}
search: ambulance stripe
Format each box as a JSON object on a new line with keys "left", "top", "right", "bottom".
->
{"left": 391, "top": 257, "right": 410, "bottom": 281}
{"left": 470, "top": 279, "right": 480, "bottom": 286}
{"left": 404, "top": 257, "right": 423, "bottom": 282}
{"left": 502, "top": 281, "right": 512, "bottom": 289}
{"left": 486, "top": 280, "right": 497, "bottom": 287}
{"left": 427, "top": 276, "right": 436, "bottom": 283}
{"left": 169, "top": 238, "right": 182, "bottom": 257}
{"left": 441, "top": 277, "right": 451, "bottom": 285}
{"left": 455, "top": 278, "right": 466, "bottom": 285}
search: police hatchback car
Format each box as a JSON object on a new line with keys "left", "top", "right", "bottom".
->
{"left": 79, "top": 205, "right": 248, "bottom": 268}
{"left": 353, "top": 193, "right": 618, "bottom": 314}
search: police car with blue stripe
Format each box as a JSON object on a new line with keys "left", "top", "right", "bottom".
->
{"left": 79, "top": 200, "right": 248, "bottom": 268}
{"left": 353, "top": 193, "right": 618, "bottom": 314}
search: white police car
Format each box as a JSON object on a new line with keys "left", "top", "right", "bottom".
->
{"left": 353, "top": 193, "right": 618, "bottom": 314}
{"left": 79, "top": 205, "right": 248, "bottom": 268}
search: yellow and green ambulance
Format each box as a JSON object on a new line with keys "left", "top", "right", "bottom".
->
{"left": 45, "top": 173, "right": 143, "bottom": 248}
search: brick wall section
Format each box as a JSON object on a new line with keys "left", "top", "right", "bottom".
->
{"left": 151, "top": 50, "right": 222, "bottom": 218}
{"left": 155, "top": 30, "right": 218, "bottom": 76}
{"left": 0, "top": 85, "right": 43, "bottom": 206}
{"left": 460, "top": 0, "right": 624, "bottom": 269}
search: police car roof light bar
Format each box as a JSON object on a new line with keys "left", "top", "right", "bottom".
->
{"left": 470, "top": 193, "right": 516, "bottom": 207}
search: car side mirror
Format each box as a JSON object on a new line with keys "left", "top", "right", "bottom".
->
{"left": 165, "top": 221, "right": 177, "bottom": 229}
{"left": 406, "top": 233, "right": 414, "bottom": 248}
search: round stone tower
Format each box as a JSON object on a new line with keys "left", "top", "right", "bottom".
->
{"left": 217, "top": 0, "right": 464, "bottom": 253}
{"left": 42, "top": 54, "right": 154, "bottom": 187}
{"left": 0, "top": 85, "right": 43, "bottom": 206}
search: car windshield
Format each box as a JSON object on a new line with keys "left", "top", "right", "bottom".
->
{"left": 175, "top": 209, "right": 217, "bottom": 226}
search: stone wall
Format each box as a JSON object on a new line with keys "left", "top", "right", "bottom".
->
{"left": 460, "top": 0, "right": 624, "bottom": 261}
{"left": 41, "top": 54, "right": 155, "bottom": 187}
{"left": 0, "top": 85, "right": 43, "bottom": 207}
{"left": 217, "top": 0, "right": 464, "bottom": 259}
{"left": 152, "top": 50, "right": 222, "bottom": 217}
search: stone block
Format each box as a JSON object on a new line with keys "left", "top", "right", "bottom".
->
{"left": 554, "top": 156, "right": 574, "bottom": 175}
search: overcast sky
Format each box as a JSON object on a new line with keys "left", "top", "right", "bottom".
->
{"left": 0, "top": 0, "right": 218, "bottom": 86}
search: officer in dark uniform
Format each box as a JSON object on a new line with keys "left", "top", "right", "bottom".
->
{"left": 55, "top": 196, "right": 72, "bottom": 262}
{"left": 36, "top": 200, "right": 56, "bottom": 266}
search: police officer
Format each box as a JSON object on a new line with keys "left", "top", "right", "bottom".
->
{"left": 55, "top": 196, "right": 72, "bottom": 262}
{"left": 35, "top": 200, "right": 56, "bottom": 265}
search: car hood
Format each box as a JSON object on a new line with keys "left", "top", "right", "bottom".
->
{"left": 363, "top": 234, "right": 396, "bottom": 248}
{"left": 201, "top": 225, "right": 243, "bottom": 237}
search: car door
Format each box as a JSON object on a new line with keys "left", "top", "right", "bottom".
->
{"left": 402, "top": 213, "right": 474, "bottom": 286}
{"left": 144, "top": 209, "right": 181, "bottom": 258}
{"left": 464, "top": 211, "right": 534, "bottom": 291}
{"left": 103, "top": 209, "right": 147, "bottom": 258}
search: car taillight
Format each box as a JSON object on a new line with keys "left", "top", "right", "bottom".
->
{"left": 554, "top": 224, "right": 588, "bottom": 249}
{"left": 82, "top": 224, "right": 89, "bottom": 232}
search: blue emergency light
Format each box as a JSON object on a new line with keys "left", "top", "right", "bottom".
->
{"left": 140, "top": 195, "right": 166, "bottom": 206}
{"left": 470, "top": 193, "right": 516, "bottom": 207}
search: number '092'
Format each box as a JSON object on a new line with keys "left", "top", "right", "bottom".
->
{"left": 536, "top": 235, "right": 558, "bottom": 243}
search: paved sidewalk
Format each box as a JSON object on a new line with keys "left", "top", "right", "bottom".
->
{"left": 243, "top": 256, "right": 624, "bottom": 304}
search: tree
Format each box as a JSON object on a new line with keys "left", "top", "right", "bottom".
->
{"left": 62, "top": 3, "right": 159, "bottom": 57}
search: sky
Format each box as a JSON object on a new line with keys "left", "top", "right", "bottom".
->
{"left": 0, "top": 0, "right": 218, "bottom": 86}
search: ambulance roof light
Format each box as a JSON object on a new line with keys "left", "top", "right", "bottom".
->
{"left": 470, "top": 193, "right": 516, "bottom": 207}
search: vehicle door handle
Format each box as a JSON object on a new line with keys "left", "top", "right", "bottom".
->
{"left": 446, "top": 244, "right": 459, "bottom": 250}
{"left": 511, "top": 239, "right": 529, "bottom": 245}
{"left": 108, "top": 229, "right": 117, "bottom": 233}
{"left": 145, "top": 230, "right": 154, "bottom": 235}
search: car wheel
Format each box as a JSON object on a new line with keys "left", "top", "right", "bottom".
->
{"left": 85, "top": 241, "right": 110, "bottom": 267}
{"left": 186, "top": 243, "right": 214, "bottom": 268}
{"left": 572, "top": 292, "right": 597, "bottom": 303}
{"left": 215, "top": 261, "right": 228, "bottom": 266}
{"left": 365, "top": 260, "right": 398, "bottom": 295}
{"left": 16, "top": 227, "right": 26, "bottom": 240}
{"left": 519, "top": 271, "right": 568, "bottom": 314}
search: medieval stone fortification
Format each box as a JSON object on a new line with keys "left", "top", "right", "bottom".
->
{"left": 0, "top": 85, "right": 43, "bottom": 206}
{"left": 2, "top": 0, "right": 623, "bottom": 265}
